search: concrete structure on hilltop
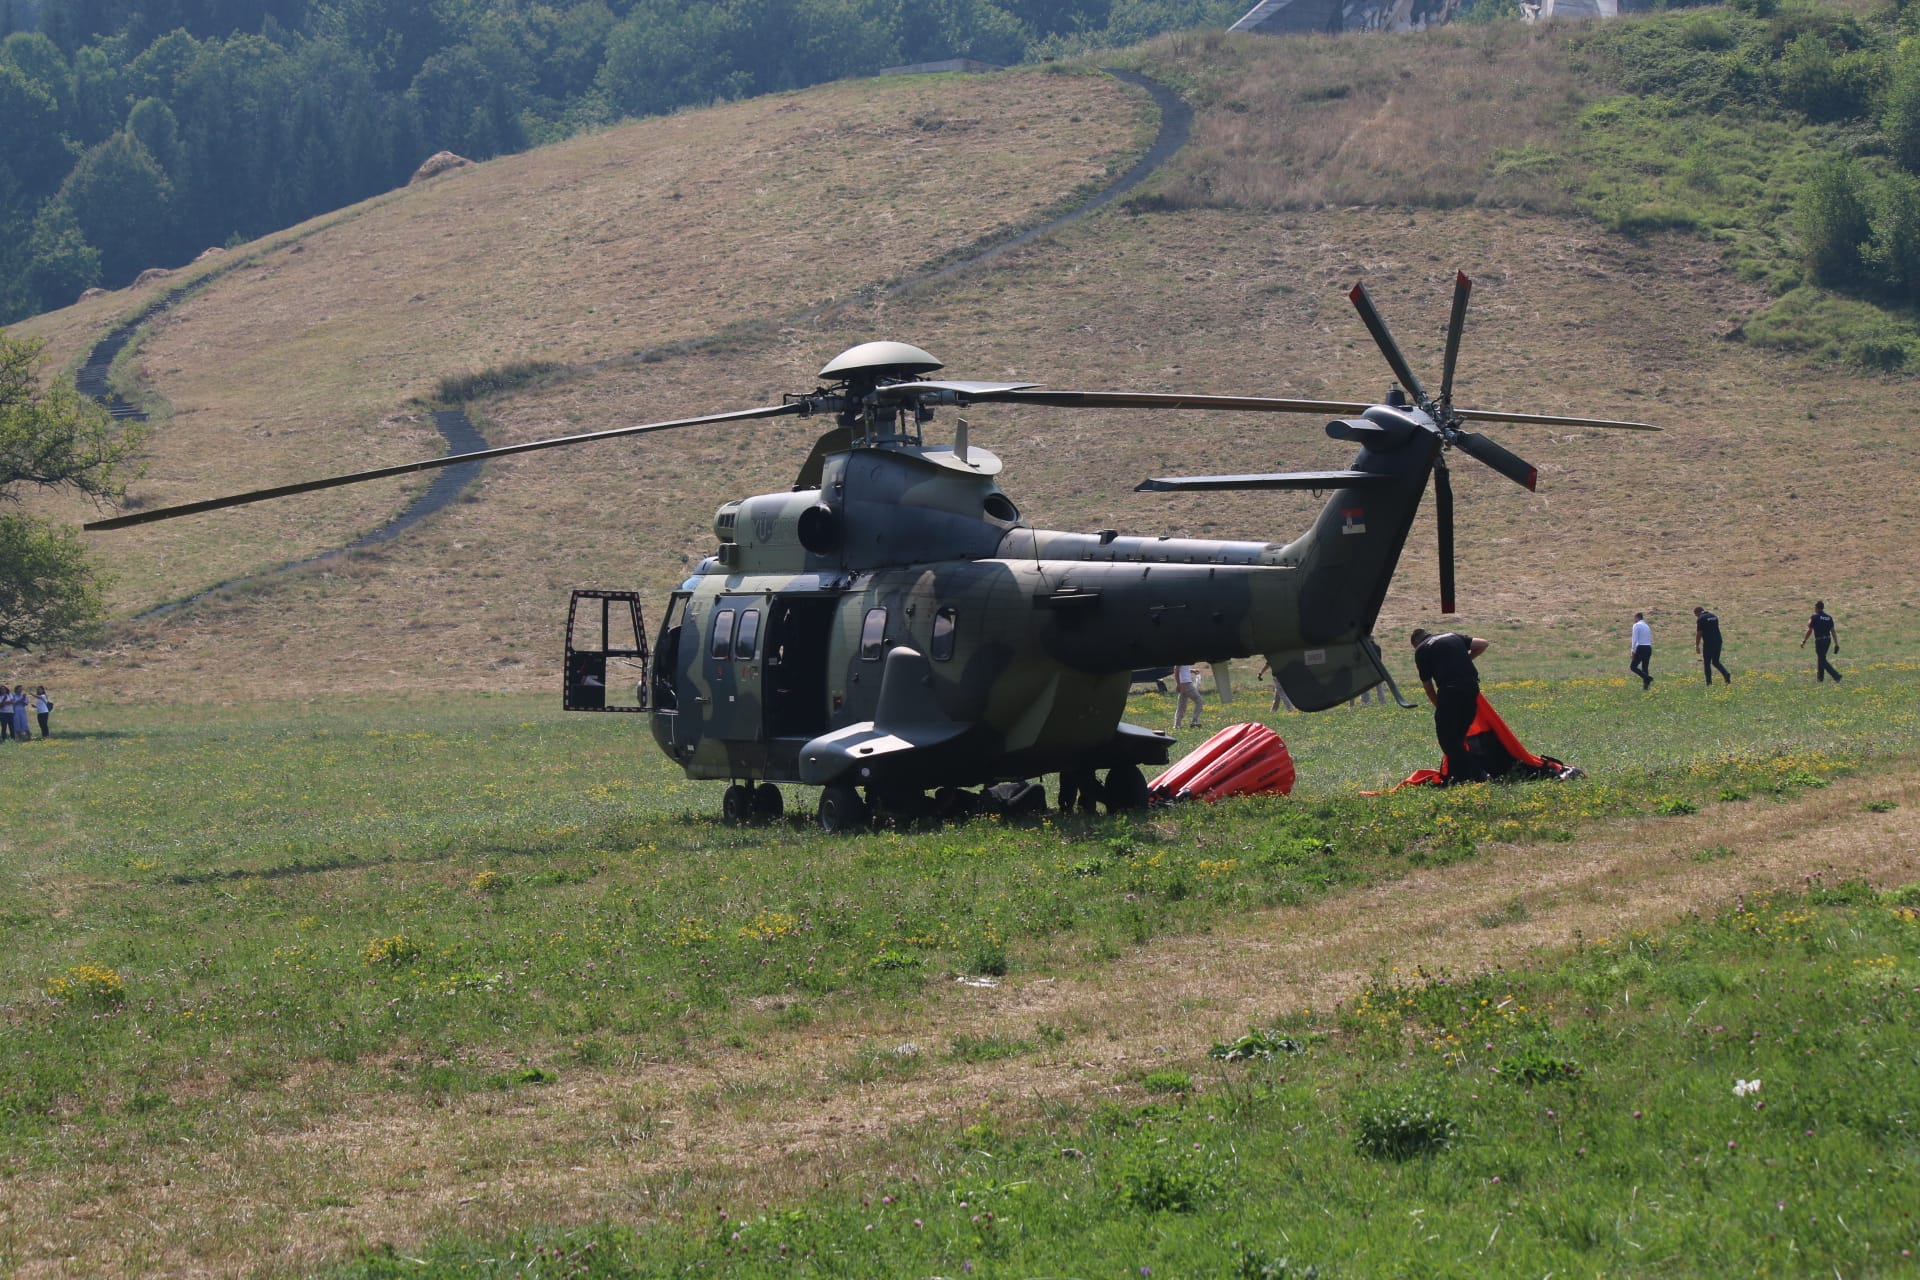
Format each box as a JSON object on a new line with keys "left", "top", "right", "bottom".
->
{"left": 1231, "top": 0, "right": 1624, "bottom": 32}
{"left": 879, "top": 58, "right": 999, "bottom": 76}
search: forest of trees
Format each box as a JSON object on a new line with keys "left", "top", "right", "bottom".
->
{"left": 0, "top": 0, "right": 1240, "bottom": 323}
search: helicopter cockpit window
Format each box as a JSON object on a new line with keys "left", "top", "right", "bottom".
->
{"left": 734, "top": 609, "right": 761, "bottom": 660}
{"left": 860, "top": 607, "right": 887, "bottom": 661}
{"left": 931, "top": 607, "right": 958, "bottom": 662}
{"left": 709, "top": 609, "right": 737, "bottom": 660}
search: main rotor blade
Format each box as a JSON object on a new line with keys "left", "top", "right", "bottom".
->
{"left": 1434, "top": 461, "right": 1456, "bottom": 615}
{"left": 84, "top": 401, "right": 808, "bottom": 531}
{"left": 1136, "top": 469, "right": 1398, "bottom": 493}
{"left": 1348, "top": 281, "right": 1427, "bottom": 406}
{"left": 1438, "top": 271, "right": 1471, "bottom": 412}
{"left": 951, "top": 388, "right": 1376, "bottom": 415}
{"left": 1453, "top": 406, "right": 1661, "bottom": 431}
{"left": 1453, "top": 429, "right": 1539, "bottom": 492}
{"left": 870, "top": 379, "right": 1040, "bottom": 404}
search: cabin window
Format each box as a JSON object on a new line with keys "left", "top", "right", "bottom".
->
{"left": 931, "top": 607, "right": 958, "bottom": 662}
{"left": 860, "top": 607, "right": 888, "bottom": 661}
{"left": 709, "top": 609, "right": 736, "bottom": 660}
{"left": 734, "top": 609, "right": 761, "bottom": 660}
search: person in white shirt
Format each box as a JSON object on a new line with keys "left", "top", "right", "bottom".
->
{"left": 1174, "top": 662, "right": 1204, "bottom": 730}
{"left": 1630, "top": 612, "right": 1654, "bottom": 690}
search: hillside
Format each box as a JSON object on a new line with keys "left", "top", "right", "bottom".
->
{"left": 17, "top": 22, "right": 1920, "bottom": 709}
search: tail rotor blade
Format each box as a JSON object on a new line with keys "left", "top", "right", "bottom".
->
{"left": 1434, "top": 461, "right": 1456, "bottom": 615}
{"left": 1438, "top": 271, "right": 1471, "bottom": 412}
{"left": 1348, "top": 281, "right": 1426, "bottom": 405}
{"left": 1454, "top": 429, "right": 1538, "bottom": 492}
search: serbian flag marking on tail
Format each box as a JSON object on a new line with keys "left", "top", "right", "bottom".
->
{"left": 1342, "top": 507, "right": 1366, "bottom": 535}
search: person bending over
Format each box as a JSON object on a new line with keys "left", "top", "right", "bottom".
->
{"left": 1412, "top": 628, "right": 1490, "bottom": 783}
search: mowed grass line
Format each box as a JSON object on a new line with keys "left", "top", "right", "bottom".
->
{"left": 0, "top": 668, "right": 1915, "bottom": 1273}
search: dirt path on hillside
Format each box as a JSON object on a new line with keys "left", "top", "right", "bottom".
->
{"left": 11, "top": 768, "right": 1917, "bottom": 1278}
{"left": 79, "top": 69, "right": 1187, "bottom": 606}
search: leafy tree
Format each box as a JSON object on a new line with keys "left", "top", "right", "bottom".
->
{"left": 1866, "top": 168, "right": 1920, "bottom": 295}
{"left": 56, "top": 131, "right": 172, "bottom": 284}
{"left": 1796, "top": 155, "right": 1874, "bottom": 287}
{"left": 1887, "top": 40, "right": 1920, "bottom": 173}
{"left": 0, "top": 329, "right": 141, "bottom": 649}
{"left": 596, "top": 1, "right": 743, "bottom": 119}
{"left": 1775, "top": 30, "right": 1883, "bottom": 121}
{"left": 25, "top": 199, "right": 100, "bottom": 304}
{"left": 127, "top": 95, "right": 185, "bottom": 179}
{"left": 0, "top": 62, "right": 70, "bottom": 206}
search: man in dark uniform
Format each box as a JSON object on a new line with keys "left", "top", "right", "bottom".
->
{"left": 1801, "top": 600, "right": 1843, "bottom": 682}
{"left": 1693, "top": 606, "right": 1731, "bottom": 685}
{"left": 1411, "top": 627, "right": 1491, "bottom": 783}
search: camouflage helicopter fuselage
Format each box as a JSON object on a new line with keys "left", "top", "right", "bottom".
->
{"left": 648, "top": 403, "right": 1439, "bottom": 803}
{"left": 79, "top": 282, "right": 1656, "bottom": 827}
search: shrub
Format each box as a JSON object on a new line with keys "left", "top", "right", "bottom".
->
{"left": 1797, "top": 156, "right": 1875, "bottom": 287}
{"left": 1885, "top": 44, "right": 1920, "bottom": 172}
{"left": 962, "top": 923, "right": 1008, "bottom": 976}
{"left": 1347, "top": 1083, "right": 1460, "bottom": 1161}
{"left": 1142, "top": 1069, "right": 1193, "bottom": 1095}
{"left": 1209, "top": 1028, "right": 1306, "bottom": 1062}
{"left": 47, "top": 962, "right": 125, "bottom": 1006}
{"left": 1114, "top": 1140, "right": 1223, "bottom": 1213}
{"left": 1497, "top": 1043, "right": 1584, "bottom": 1083}
{"left": 1237, "top": 1247, "right": 1321, "bottom": 1279}
{"left": 363, "top": 934, "right": 424, "bottom": 966}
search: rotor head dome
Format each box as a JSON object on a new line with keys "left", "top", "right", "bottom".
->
{"left": 818, "top": 341, "right": 943, "bottom": 383}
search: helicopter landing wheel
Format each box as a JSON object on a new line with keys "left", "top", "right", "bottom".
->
{"left": 816, "top": 783, "right": 868, "bottom": 833}
{"left": 751, "top": 782, "right": 784, "bottom": 824}
{"left": 722, "top": 783, "right": 754, "bottom": 826}
{"left": 1103, "top": 763, "right": 1149, "bottom": 813}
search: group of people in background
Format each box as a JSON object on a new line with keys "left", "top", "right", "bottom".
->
{"left": 1174, "top": 598, "right": 1850, "bottom": 746}
{"left": 1625, "top": 602, "right": 1845, "bottom": 688}
{"left": 0, "top": 686, "right": 51, "bottom": 740}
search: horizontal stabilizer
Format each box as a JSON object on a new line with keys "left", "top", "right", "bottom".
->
{"left": 1135, "top": 470, "right": 1397, "bottom": 493}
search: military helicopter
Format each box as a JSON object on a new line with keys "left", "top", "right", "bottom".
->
{"left": 86, "top": 274, "right": 1658, "bottom": 830}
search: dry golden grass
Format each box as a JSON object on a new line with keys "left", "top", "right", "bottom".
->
{"left": 1139, "top": 24, "right": 1606, "bottom": 211}
{"left": 5, "top": 34, "right": 1914, "bottom": 710}
{"left": 7, "top": 764, "right": 1914, "bottom": 1278}
{"left": 18, "top": 68, "right": 1143, "bottom": 628}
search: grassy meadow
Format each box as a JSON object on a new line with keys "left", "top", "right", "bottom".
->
{"left": 3, "top": 664, "right": 1918, "bottom": 1274}
{"left": 5, "top": 8, "right": 1920, "bottom": 1273}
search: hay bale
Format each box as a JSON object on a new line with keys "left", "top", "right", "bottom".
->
{"left": 133, "top": 268, "right": 173, "bottom": 287}
{"left": 195, "top": 246, "right": 226, "bottom": 262}
{"left": 409, "top": 151, "right": 472, "bottom": 185}
{"left": 78, "top": 287, "right": 109, "bottom": 302}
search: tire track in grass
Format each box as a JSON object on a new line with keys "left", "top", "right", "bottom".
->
{"left": 20, "top": 766, "right": 1915, "bottom": 1274}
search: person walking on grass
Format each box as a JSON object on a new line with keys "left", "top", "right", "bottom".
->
{"left": 1254, "top": 659, "right": 1293, "bottom": 712}
{"left": 1802, "top": 600, "right": 1843, "bottom": 683}
{"left": 1412, "top": 627, "right": 1491, "bottom": 784}
{"left": 33, "top": 687, "right": 51, "bottom": 738}
{"left": 1629, "top": 611, "right": 1654, "bottom": 689}
{"left": 1694, "top": 606, "right": 1731, "bottom": 685}
{"left": 8, "top": 685, "right": 27, "bottom": 740}
{"left": 1173, "top": 662, "right": 1204, "bottom": 731}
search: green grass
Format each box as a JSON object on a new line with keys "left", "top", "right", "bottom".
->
{"left": 318, "top": 886, "right": 1920, "bottom": 1278}
{"left": 2, "top": 667, "right": 1916, "bottom": 1269}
